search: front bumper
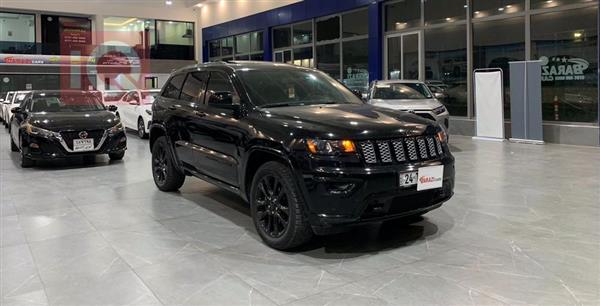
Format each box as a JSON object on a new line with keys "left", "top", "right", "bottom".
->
{"left": 21, "top": 131, "right": 127, "bottom": 160}
{"left": 295, "top": 156, "right": 455, "bottom": 235}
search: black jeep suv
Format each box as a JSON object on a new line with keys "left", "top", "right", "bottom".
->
{"left": 150, "top": 62, "right": 454, "bottom": 250}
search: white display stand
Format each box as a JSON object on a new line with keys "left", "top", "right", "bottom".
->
{"left": 473, "top": 69, "right": 506, "bottom": 142}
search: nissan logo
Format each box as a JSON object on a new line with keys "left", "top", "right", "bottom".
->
{"left": 78, "top": 131, "right": 88, "bottom": 139}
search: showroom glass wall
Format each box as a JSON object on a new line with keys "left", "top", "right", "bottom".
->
{"left": 271, "top": 8, "right": 370, "bottom": 93}
{"left": 0, "top": 12, "right": 36, "bottom": 54}
{"left": 208, "top": 31, "right": 264, "bottom": 61}
{"left": 383, "top": 0, "right": 597, "bottom": 123}
{"left": 103, "top": 17, "right": 195, "bottom": 60}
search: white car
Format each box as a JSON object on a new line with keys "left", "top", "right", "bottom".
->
{"left": 115, "top": 89, "right": 160, "bottom": 138}
{"left": 100, "top": 90, "right": 128, "bottom": 108}
{"left": 0, "top": 91, "right": 14, "bottom": 125}
{"left": 3, "top": 91, "right": 30, "bottom": 128}
{"left": 367, "top": 80, "right": 450, "bottom": 130}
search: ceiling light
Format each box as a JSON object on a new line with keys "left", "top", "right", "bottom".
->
{"left": 506, "top": 5, "right": 512, "bottom": 8}
{"left": 165, "top": 0, "right": 173, "bottom": 5}
{"left": 498, "top": 7, "right": 505, "bottom": 11}
{"left": 574, "top": 32, "right": 583, "bottom": 38}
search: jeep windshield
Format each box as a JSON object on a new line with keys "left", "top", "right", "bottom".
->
{"left": 236, "top": 68, "right": 363, "bottom": 108}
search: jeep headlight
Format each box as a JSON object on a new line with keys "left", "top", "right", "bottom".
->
{"left": 433, "top": 106, "right": 447, "bottom": 115}
{"left": 306, "top": 139, "right": 356, "bottom": 155}
{"left": 23, "top": 122, "right": 60, "bottom": 138}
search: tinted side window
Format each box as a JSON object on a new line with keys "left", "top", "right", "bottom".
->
{"left": 205, "top": 72, "right": 236, "bottom": 103}
{"left": 180, "top": 71, "right": 209, "bottom": 102}
{"left": 162, "top": 74, "right": 186, "bottom": 99}
{"left": 206, "top": 71, "right": 235, "bottom": 101}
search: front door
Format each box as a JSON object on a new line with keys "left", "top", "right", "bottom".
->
{"left": 385, "top": 31, "right": 422, "bottom": 80}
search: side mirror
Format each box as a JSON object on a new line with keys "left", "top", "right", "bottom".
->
{"left": 351, "top": 89, "right": 363, "bottom": 99}
{"left": 11, "top": 107, "right": 22, "bottom": 114}
{"left": 208, "top": 92, "right": 240, "bottom": 111}
{"left": 108, "top": 105, "right": 118, "bottom": 112}
{"left": 434, "top": 92, "right": 445, "bottom": 99}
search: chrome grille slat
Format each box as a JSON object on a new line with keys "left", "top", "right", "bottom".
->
{"left": 435, "top": 137, "right": 443, "bottom": 155}
{"left": 417, "top": 138, "right": 428, "bottom": 159}
{"left": 376, "top": 141, "right": 393, "bottom": 163}
{"left": 359, "top": 135, "right": 443, "bottom": 164}
{"left": 391, "top": 140, "right": 406, "bottom": 162}
{"left": 405, "top": 138, "right": 418, "bottom": 161}
{"left": 360, "top": 142, "right": 377, "bottom": 164}
{"left": 427, "top": 138, "right": 437, "bottom": 157}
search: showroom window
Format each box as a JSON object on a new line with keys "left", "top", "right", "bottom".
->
{"left": 531, "top": 6, "right": 598, "bottom": 123}
{"left": 472, "top": 0, "right": 525, "bottom": 18}
{"left": 342, "top": 10, "right": 368, "bottom": 38}
{"left": 273, "top": 26, "right": 291, "bottom": 49}
{"left": 316, "top": 43, "right": 341, "bottom": 79}
{"left": 273, "top": 22, "right": 314, "bottom": 68}
{"left": 385, "top": 0, "right": 421, "bottom": 32}
{"left": 293, "top": 22, "right": 312, "bottom": 45}
{"left": 103, "top": 17, "right": 194, "bottom": 60}
{"left": 342, "top": 39, "right": 369, "bottom": 93}
{"left": 314, "top": 9, "right": 370, "bottom": 92}
{"left": 424, "top": 0, "right": 468, "bottom": 26}
{"left": 103, "top": 17, "right": 155, "bottom": 58}
{"left": 154, "top": 20, "right": 194, "bottom": 60}
{"left": 473, "top": 16, "right": 525, "bottom": 118}
{"left": 209, "top": 31, "right": 263, "bottom": 62}
{"left": 316, "top": 16, "right": 340, "bottom": 42}
{"left": 0, "top": 12, "right": 36, "bottom": 54}
{"left": 425, "top": 24, "right": 468, "bottom": 116}
{"left": 531, "top": 0, "right": 594, "bottom": 10}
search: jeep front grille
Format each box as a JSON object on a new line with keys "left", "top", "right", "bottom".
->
{"left": 359, "top": 135, "right": 444, "bottom": 164}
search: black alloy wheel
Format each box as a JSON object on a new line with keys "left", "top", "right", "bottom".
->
{"left": 153, "top": 144, "right": 168, "bottom": 185}
{"left": 255, "top": 175, "right": 290, "bottom": 238}
{"left": 250, "top": 161, "right": 313, "bottom": 250}
{"left": 151, "top": 137, "right": 185, "bottom": 191}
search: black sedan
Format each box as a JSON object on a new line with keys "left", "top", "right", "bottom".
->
{"left": 9, "top": 90, "right": 127, "bottom": 167}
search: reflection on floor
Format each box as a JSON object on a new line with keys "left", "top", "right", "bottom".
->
{"left": 1, "top": 130, "right": 599, "bottom": 305}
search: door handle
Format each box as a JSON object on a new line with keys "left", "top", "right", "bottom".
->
{"left": 194, "top": 111, "right": 207, "bottom": 117}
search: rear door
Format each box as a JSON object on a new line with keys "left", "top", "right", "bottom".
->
{"left": 192, "top": 70, "right": 243, "bottom": 186}
{"left": 167, "top": 71, "right": 210, "bottom": 172}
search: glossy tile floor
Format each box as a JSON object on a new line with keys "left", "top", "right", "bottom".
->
{"left": 1, "top": 128, "right": 599, "bottom": 306}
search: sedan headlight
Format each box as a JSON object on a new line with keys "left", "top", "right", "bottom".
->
{"left": 306, "top": 139, "right": 356, "bottom": 155}
{"left": 433, "top": 106, "right": 447, "bottom": 115}
{"left": 23, "top": 122, "right": 60, "bottom": 138}
{"left": 108, "top": 122, "right": 124, "bottom": 135}
{"left": 145, "top": 109, "right": 152, "bottom": 116}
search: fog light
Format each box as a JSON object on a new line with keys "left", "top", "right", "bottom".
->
{"left": 325, "top": 182, "right": 356, "bottom": 195}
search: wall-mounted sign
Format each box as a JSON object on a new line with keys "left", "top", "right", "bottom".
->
{"left": 539, "top": 55, "right": 589, "bottom": 82}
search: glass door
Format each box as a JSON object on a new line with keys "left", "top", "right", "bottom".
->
{"left": 273, "top": 49, "right": 292, "bottom": 64}
{"left": 385, "top": 31, "right": 422, "bottom": 80}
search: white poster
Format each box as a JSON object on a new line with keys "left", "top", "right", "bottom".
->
{"left": 474, "top": 71, "right": 504, "bottom": 140}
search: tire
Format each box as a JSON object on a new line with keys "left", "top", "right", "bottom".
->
{"left": 19, "top": 137, "right": 34, "bottom": 168}
{"left": 151, "top": 136, "right": 185, "bottom": 191}
{"left": 108, "top": 151, "right": 125, "bottom": 161}
{"left": 250, "top": 161, "right": 313, "bottom": 250}
{"left": 137, "top": 118, "right": 148, "bottom": 139}
{"left": 10, "top": 134, "right": 18, "bottom": 152}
